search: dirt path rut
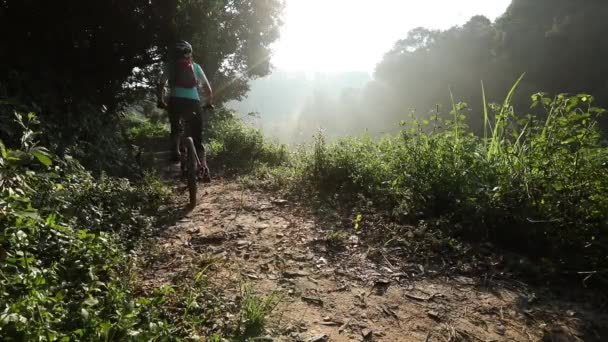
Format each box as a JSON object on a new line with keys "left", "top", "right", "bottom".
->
{"left": 141, "top": 178, "right": 605, "bottom": 341}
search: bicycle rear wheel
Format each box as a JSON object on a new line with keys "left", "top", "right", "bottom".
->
{"left": 185, "top": 137, "right": 198, "bottom": 207}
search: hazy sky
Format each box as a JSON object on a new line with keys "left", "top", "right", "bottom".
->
{"left": 272, "top": 0, "right": 512, "bottom": 73}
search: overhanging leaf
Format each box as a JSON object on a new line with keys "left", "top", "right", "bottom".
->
{"left": 0, "top": 140, "right": 6, "bottom": 159}
{"left": 32, "top": 148, "right": 53, "bottom": 166}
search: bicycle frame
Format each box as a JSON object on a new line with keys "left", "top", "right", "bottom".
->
{"left": 177, "top": 118, "right": 201, "bottom": 170}
{"left": 177, "top": 118, "right": 201, "bottom": 208}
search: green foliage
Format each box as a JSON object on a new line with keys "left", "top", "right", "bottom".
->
{"left": 125, "top": 114, "right": 170, "bottom": 142}
{"left": 261, "top": 93, "right": 608, "bottom": 275}
{"left": 0, "top": 0, "right": 285, "bottom": 176}
{"left": 325, "top": 230, "right": 350, "bottom": 247}
{"left": 0, "top": 113, "right": 174, "bottom": 340}
{"left": 368, "top": 2, "right": 608, "bottom": 134}
{"left": 175, "top": 0, "right": 285, "bottom": 104}
{"left": 207, "top": 110, "right": 289, "bottom": 174}
{"left": 237, "top": 285, "right": 281, "bottom": 338}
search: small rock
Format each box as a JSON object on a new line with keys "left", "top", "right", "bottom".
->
{"left": 276, "top": 232, "right": 285, "bottom": 238}
{"left": 427, "top": 310, "right": 440, "bottom": 321}
{"left": 319, "top": 321, "right": 339, "bottom": 326}
{"left": 362, "top": 329, "right": 373, "bottom": 340}
{"left": 373, "top": 279, "right": 391, "bottom": 295}
{"left": 381, "top": 266, "right": 393, "bottom": 273}
{"left": 308, "top": 335, "right": 329, "bottom": 342}
{"left": 496, "top": 323, "right": 506, "bottom": 335}
{"left": 301, "top": 296, "right": 324, "bottom": 307}
{"left": 283, "top": 270, "right": 310, "bottom": 278}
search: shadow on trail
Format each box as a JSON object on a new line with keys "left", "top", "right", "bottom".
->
{"left": 292, "top": 194, "right": 608, "bottom": 341}
{"left": 137, "top": 140, "right": 608, "bottom": 341}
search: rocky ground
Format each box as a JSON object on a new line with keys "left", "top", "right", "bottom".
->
{"left": 136, "top": 165, "right": 607, "bottom": 342}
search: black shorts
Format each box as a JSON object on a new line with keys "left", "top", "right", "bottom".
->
{"left": 168, "top": 97, "right": 201, "bottom": 127}
{"left": 168, "top": 97, "right": 203, "bottom": 150}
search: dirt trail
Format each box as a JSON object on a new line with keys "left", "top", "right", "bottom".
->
{"left": 141, "top": 169, "right": 605, "bottom": 341}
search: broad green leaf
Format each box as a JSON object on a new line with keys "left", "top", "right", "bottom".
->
{"left": 32, "top": 149, "right": 52, "bottom": 166}
{"left": 83, "top": 297, "right": 99, "bottom": 306}
{"left": 0, "top": 140, "right": 6, "bottom": 159}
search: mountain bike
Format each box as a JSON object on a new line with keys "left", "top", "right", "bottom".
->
{"left": 179, "top": 130, "right": 199, "bottom": 207}
{"left": 159, "top": 101, "right": 212, "bottom": 208}
{"left": 177, "top": 104, "right": 213, "bottom": 208}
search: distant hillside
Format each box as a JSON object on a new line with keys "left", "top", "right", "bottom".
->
{"left": 227, "top": 70, "right": 371, "bottom": 143}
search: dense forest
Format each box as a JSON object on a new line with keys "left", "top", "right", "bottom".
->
{"left": 0, "top": 0, "right": 283, "bottom": 172}
{"left": 0, "top": 1, "right": 287, "bottom": 339}
{"left": 372, "top": 0, "right": 608, "bottom": 132}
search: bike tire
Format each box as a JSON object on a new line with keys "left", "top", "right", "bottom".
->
{"left": 185, "top": 137, "right": 198, "bottom": 208}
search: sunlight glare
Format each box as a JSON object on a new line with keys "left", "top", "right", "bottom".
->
{"left": 272, "top": 0, "right": 512, "bottom": 73}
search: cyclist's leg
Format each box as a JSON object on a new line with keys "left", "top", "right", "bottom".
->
{"left": 168, "top": 97, "right": 181, "bottom": 161}
{"left": 194, "top": 104, "right": 208, "bottom": 169}
{"left": 191, "top": 102, "right": 203, "bottom": 159}
{"left": 201, "top": 105, "right": 211, "bottom": 144}
{"left": 186, "top": 101, "right": 210, "bottom": 181}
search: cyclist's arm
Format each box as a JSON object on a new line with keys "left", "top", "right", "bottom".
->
{"left": 197, "top": 65, "right": 213, "bottom": 105}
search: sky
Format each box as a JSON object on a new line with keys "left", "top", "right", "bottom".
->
{"left": 271, "top": 0, "right": 512, "bottom": 73}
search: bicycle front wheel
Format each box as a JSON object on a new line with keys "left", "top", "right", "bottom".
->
{"left": 185, "top": 137, "right": 198, "bottom": 207}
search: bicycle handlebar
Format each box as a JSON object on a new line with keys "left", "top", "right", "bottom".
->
{"left": 156, "top": 101, "right": 214, "bottom": 111}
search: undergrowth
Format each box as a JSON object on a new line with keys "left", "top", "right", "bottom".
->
{"left": 1, "top": 112, "right": 282, "bottom": 341}
{"left": 207, "top": 110, "right": 289, "bottom": 175}
{"left": 217, "top": 90, "right": 608, "bottom": 286}
{"left": 124, "top": 112, "right": 170, "bottom": 143}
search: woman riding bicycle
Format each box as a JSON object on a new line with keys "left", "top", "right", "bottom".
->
{"left": 157, "top": 40, "right": 213, "bottom": 181}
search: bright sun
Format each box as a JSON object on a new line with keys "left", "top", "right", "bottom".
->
{"left": 272, "top": 0, "right": 512, "bottom": 73}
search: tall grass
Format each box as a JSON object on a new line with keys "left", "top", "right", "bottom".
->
{"left": 205, "top": 87, "right": 607, "bottom": 281}
{"left": 236, "top": 91, "right": 607, "bottom": 277}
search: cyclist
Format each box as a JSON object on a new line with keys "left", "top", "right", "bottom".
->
{"left": 157, "top": 40, "right": 212, "bottom": 181}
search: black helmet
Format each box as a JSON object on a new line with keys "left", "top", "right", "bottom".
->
{"left": 175, "top": 40, "right": 193, "bottom": 55}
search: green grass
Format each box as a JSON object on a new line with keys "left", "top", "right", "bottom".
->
{"left": 238, "top": 285, "right": 282, "bottom": 338}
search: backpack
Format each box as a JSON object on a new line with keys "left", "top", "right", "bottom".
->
{"left": 171, "top": 58, "right": 197, "bottom": 88}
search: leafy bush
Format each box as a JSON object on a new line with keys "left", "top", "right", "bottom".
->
{"left": 124, "top": 113, "right": 170, "bottom": 142}
{"left": 2, "top": 102, "right": 125, "bottom": 177}
{"left": 0, "top": 113, "right": 173, "bottom": 340}
{"left": 261, "top": 93, "right": 608, "bottom": 276}
{"left": 207, "top": 110, "right": 289, "bottom": 174}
